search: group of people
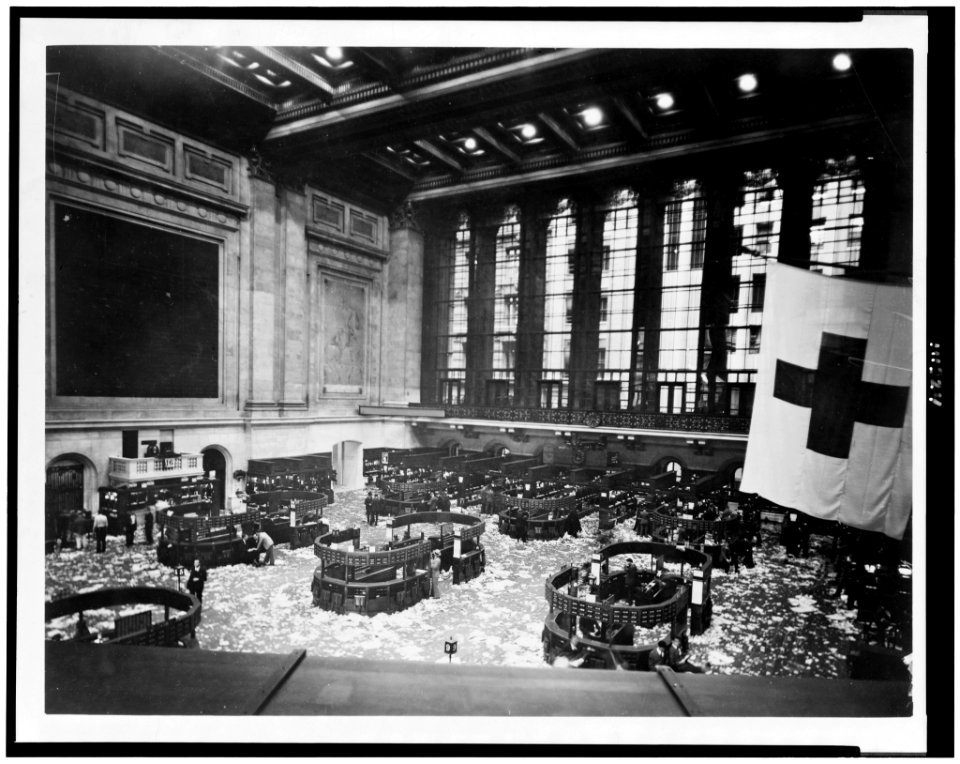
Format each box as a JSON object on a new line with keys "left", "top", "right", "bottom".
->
{"left": 59, "top": 507, "right": 155, "bottom": 554}
{"left": 647, "top": 634, "right": 706, "bottom": 673}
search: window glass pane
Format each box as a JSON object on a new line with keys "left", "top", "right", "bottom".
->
{"left": 540, "top": 199, "right": 576, "bottom": 407}
{"left": 810, "top": 156, "right": 866, "bottom": 276}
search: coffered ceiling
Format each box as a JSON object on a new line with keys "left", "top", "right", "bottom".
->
{"left": 48, "top": 45, "right": 913, "bottom": 213}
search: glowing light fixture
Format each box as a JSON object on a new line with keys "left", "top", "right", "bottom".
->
{"left": 520, "top": 123, "right": 537, "bottom": 139}
{"left": 582, "top": 106, "right": 603, "bottom": 127}
{"left": 832, "top": 52, "right": 852, "bottom": 72}
{"left": 326, "top": 46, "right": 344, "bottom": 61}
{"left": 737, "top": 73, "right": 758, "bottom": 93}
{"left": 464, "top": 137, "right": 478, "bottom": 151}
{"left": 655, "top": 93, "right": 674, "bottom": 111}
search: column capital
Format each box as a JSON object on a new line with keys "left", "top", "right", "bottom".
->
{"left": 389, "top": 201, "right": 422, "bottom": 233}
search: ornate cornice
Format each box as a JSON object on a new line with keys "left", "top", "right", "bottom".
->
{"left": 47, "top": 152, "right": 248, "bottom": 228}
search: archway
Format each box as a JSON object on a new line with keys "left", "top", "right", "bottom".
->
{"left": 201, "top": 446, "right": 231, "bottom": 512}
{"left": 659, "top": 457, "right": 684, "bottom": 482}
{"left": 333, "top": 441, "right": 364, "bottom": 489}
{"left": 484, "top": 441, "right": 511, "bottom": 458}
{"left": 439, "top": 439, "right": 462, "bottom": 457}
{"left": 45, "top": 453, "right": 98, "bottom": 543}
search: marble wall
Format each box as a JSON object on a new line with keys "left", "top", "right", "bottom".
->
{"left": 44, "top": 87, "right": 425, "bottom": 506}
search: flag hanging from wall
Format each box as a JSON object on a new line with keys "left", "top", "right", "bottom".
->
{"left": 740, "top": 263, "right": 913, "bottom": 539}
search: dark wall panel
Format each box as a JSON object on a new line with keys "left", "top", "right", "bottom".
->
{"left": 55, "top": 205, "right": 219, "bottom": 398}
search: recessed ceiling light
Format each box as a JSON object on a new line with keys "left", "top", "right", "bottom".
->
{"left": 655, "top": 93, "right": 674, "bottom": 111}
{"left": 520, "top": 123, "right": 537, "bottom": 139}
{"left": 832, "top": 52, "right": 852, "bottom": 72}
{"left": 582, "top": 107, "right": 604, "bottom": 127}
{"left": 737, "top": 73, "right": 758, "bottom": 93}
{"left": 326, "top": 46, "right": 344, "bottom": 61}
{"left": 464, "top": 137, "right": 478, "bottom": 151}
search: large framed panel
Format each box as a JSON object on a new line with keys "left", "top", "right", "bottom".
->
{"left": 319, "top": 273, "right": 368, "bottom": 397}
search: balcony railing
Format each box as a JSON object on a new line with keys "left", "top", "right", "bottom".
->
{"left": 440, "top": 405, "right": 750, "bottom": 434}
{"left": 108, "top": 453, "right": 204, "bottom": 483}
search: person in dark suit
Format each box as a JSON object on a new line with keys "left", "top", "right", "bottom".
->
{"left": 186, "top": 559, "right": 208, "bottom": 603}
{"left": 622, "top": 558, "right": 639, "bottom": 605}
{"left": 563, "top": 507, "right": 582, "bottom": 538}
{"left": 517, "top": 510, "right": 529, "bottom": 543}
{"left": 364, "top": 491, "right": 374, "bottom": 525}
{"left": 144, "top": 507, "right": 155, "bottom": 545}
{"left": 124, "top": 512, "right": 137, "bottom": 548}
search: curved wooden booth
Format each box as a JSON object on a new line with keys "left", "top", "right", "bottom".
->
{"left": 311, "top": 512, "right": 485, "bottom": 615}
{"left": 496, "top": 484, "right": 599, "bottom": 541}
{"left": 541, "top": 540, "right": 713, "bottom": 670}
{"left": 46, "top": 586, "right": 201, "bottom": 648}
{"left": 157, "top": 493, "right": 327, "bottom": 569}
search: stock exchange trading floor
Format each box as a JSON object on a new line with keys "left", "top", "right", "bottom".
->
{"left": 45, "top": 488, "right": 902, "bottom": 679}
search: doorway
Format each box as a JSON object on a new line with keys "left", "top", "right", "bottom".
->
{"left": 202, "top": 447, "right": 228, "bottom": 512}
{"left": 45, "top": 462, "right": 84, "bottom": 542}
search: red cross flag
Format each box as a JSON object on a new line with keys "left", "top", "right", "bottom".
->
{"left": 740, "top": 263, "right": 913, "bottom": 539}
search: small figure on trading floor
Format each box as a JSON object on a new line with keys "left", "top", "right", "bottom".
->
{"left": 563, "top": 507, "right": 582, "bottom": 539}
{"left": 429, "top": 550, "right": 443, "bottom": 597}
{"left": 144, "top": 507, "right": 155, "bottom": 545}
{"left": 647, "top": 639, "right": 669, "bottom": 671}
{"left": 93, "top": 511, "right": 109, "bottom": 554}
{"left": 74, "top": 611, "right": 92, "bottom": 641}
{"left": 70, "top": 510, "right": 87, "bottom": 551}
{"left": 668, "top": 636, "right": 705, "bottom": 673}
{"left": 364, "top": 491, "right": 375, "bottom": 525}
{"left": 622, "top": 558, "right": 638, "bottom": 605}
{"left": 517, "top": 510, "right": 529, "bottom": 543}
{"left": 124, "top": 512, "right": 137, "bottom": 548}
{"left": 186, "top": 558, "right": 208, "bottom": 603}
{"left": 255, "top": 530, "right": 275, "bottom": 566}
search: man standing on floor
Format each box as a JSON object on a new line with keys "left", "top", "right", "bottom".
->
{"left": 93, "top": 511, "right": 108, "bottom": 554}
{"left": 124, "top": 512, "right": 137, "bottom": 548}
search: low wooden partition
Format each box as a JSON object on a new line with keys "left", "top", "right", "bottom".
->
{"left": 380, "top": 479, "right": 444, "bottom": 501}
{"left": 497, "top": 486, "right": 600, "bottom": 541}
{"left": 157, "top": 494, "right": 328, "bottom": 568}
{"left": 46, "top": 586, "right": 201, "bottom": 648}
{"left": 541, "top": 540, "right": 713, "bottom": 670}
{"left": 651, "top": 504, "right": 732, "bottom": 540}
{"left": 500, "top": 457, "right": 540, "bottom": 476}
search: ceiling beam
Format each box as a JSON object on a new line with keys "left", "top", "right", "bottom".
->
{"left": 361, "top": 151, "right": 418, "bottom": 181}
{"left": 253, "top": 46, "right": 336, "bottom": 99}
{"left": 413, "top": 140, "right": 464, "bottom": 173}
{"left": 352, "top": 49, "right": 401, "bottom": 90}
{"left": 537, "top": 112, "right": 580, "bottom": 151}
{"left": 155, "top": 47, "right": 277, "bottom": 109}
{"left": 612, "top": 97, "right": 649, "bottom": 140}
{"left": 473, "top": 127, "right": 521, "bottom": 164}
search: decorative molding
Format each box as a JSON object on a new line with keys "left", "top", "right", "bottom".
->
{"left": 442, "top": 405, "right": 751, "bottom": 435}
{"left": 389, "top": 201, "right": 421, "bottom": 233}
{"left": 47, "top": 156, "right": 246, "bottom": 229}
{"left": 247, "top": 146, "right": 277, "bottom": 184}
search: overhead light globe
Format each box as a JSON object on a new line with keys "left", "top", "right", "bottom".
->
{"left": 737, "top": 73, "right": 758, "bottom": 93}
{"left": 832, "top": 52, "right": 852, "bottom": 72}
{"left": 655, "top": 93, "right": 675, "bottom": 111}
{"left": 582, "top": 107, "right": 604, "bottom": 127}
{"left": 326, "top": 46, "right": 344, "bottom": 61}
{"left": 464, "top": 137, "right": 478, "bottom": 151}
{"left": 520, "top": 123, "right": 537, "bottom": 139}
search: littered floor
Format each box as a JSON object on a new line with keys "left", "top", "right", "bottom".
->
{"left": 46, "top": 488, "right": 866, "bottom": 676}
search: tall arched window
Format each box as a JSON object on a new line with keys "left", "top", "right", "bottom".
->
{"left": 489, "top": 206, "right": 521, "bottom": 404}
{"left": 438, "top": 212, "right": 471, "bottom": 404}
{"left": 540, "top": 198, "right": 576, "bottom": 408}
{"left": 657, "top": 179, "right": 707, "bottom": 414}
{"left": 724, "top": 168, "right": 783, "bottom": 416}
{"left": 595, "top": 188, "right": 639, "bottom": 411}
